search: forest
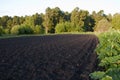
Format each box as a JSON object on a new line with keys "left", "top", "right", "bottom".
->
{"left": 0, "top": 7, "right": 120, "bottom": 36}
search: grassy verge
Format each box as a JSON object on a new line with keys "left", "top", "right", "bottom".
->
{"left": 0, "top": 32, "right": 96, "bottom": 39}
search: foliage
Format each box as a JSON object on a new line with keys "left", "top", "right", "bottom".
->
{"left": 10, "top": 25, "right": 20, "bottom": 35}
{"left": 90, "top": 71, "right": 106, "bottom": 79}
{"left": 102, "top": 76, "right": 112, "bottom": 80}
{"left": 71, "top": 7, "right": 92, "bottom": 32}
{"left": 11, "top": 24, "right": 34, "bottom": 35}
{"left": 92, "top": 10, "right": 107, "bottom": 28}
{"left": 64, "top": 22, "right": 74, "bottom": 32}
{"left": 0, "top": 26, "right": 4, "bottom": 36}
{"left": 43, "top": 7, "right": 64, "bottom": 33}
{"left": 55, "top": 23, "right": 66, "bottom": 33}
{"left": 90, "top": 30, "right": 120, "bottom": 80}
{"left": 18, "top": 24, "right": 34, "bottom": 34}
{"left": 1, "top": 7, "right": 120, "bottom": 35}
{"left": 4, "top": 28, "right": 10, "bottom": 34}
{"left": 55, "top": 22, "right": 84, "bottom": 33}
{"left": 34, "top": 25, "right": 44, "bottom": 34}
{"left": 0, "top": 16, "right": 10, "bottom": 28}
{"left": 112, "top": 13, "right": 120, "bottom": 30}
{"left": 94, "top": 18, "right": 112, "bottom": 32}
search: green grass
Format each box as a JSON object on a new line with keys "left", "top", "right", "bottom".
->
{"left": 0, "top": 32, "right": 96, "bottom": 39}
{"left": 0, "top": 34, "right": 44, "bottom": 39}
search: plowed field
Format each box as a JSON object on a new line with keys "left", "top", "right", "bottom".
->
{"left": 0, "top": 34, "right": 99, "bottom": 80}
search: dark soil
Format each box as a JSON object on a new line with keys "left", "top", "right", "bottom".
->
{"left": 0, "top": 34, "right": 99, "bottom": 80}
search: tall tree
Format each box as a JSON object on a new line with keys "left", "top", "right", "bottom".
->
{"left": 24, "top": 16, "right": 35, "bottom": 28}
{"left": 43, "top": 7, "right": 53, "bottom": 33}
{"left": 92, "top": 10, "right": 107, "bottom": 29}
{"left": 64, "top": 12, "right": 71, "bottom": 22}
{"left": 13, "top": 16, "right": 20, "bottom": 25}
{"left": 95, "top": 18, "right": 112, "bottom": 32}
{"left": 107, "top": 14, "right": 112, "bottom": 22}
{"left": 7, "top": 18, "right": 13, "bottom": 28}
{"left": 0, "top": 16, "right": 10, "bottom": 28}
{"left": 32, "top": 13, "right": 43, "bottom": 26}
{"left": 71, "top": 7, "right": 90, "bottom": 31}
{"left": 112, "top": 13, "right": 120, "bottom": 30}
{"left": 84, "top": 15, "right": 95, "bottom": 31}
{"left": 43, "top": 7, "right": 63, "bottom": 33}
{"left": 19, "top": 16, "right": 25, "bottom": 24}
{"left": 0, "top": 17, "right": 2, "bottom": 26}
{"left": 71, "top": 7, "right": 80, "bottom": 26}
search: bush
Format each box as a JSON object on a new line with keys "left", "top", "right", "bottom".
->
{"left": 0, "top": 26, "right": 4, "bottom": 36}
{"left": 64, "top": 22, "right": 73, "bottom": 32}
{"left": 55, "top": 23, "right": 66, "bottom": 33}
{"left": 10, "top": 24, "right": 34, "bottom": 35}
{"left": 10, "top": 25, "right": 20, "bottom": 35}
{"left": 55, "top": 22, "right": 84, "bottom": 33}
{"left": 18, "top": 24, "right": 34, "bottom": 34}
{"left": 94, "top": 18, "right": 112, "bottom": 32}
{"left": 34, "top": 25, "right": 44, "bottom": 34}
{"left": 90, "top": 30, "right": 120, "bottom": 80}
{"left": 4, "top": 28, "right": 10, "bottom": 34}
{"left": 112, "top": 14, "right": 120, "bottom": 30}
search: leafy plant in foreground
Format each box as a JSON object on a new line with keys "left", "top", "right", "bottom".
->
{"left": 90, "top": 30, "right": 120, "bottom": 80}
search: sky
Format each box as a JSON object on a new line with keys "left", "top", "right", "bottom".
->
{"left": 0, "top": 0, "right": 120, "bottom": 17}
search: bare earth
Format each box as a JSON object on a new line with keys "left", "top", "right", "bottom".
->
{"left": 0, "top": 34, "right": 99, "bottom": 80}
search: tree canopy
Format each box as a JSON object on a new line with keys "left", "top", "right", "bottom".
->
{"left": 0, "top": 7, "right": 119, "bottom": 35}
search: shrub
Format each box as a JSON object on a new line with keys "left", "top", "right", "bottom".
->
{"left": 10, "top": 25, "right": 20, "bottom": 35}
{"left": 55, "top": 22, "right": 84, "bottom": 33}
{"left": 90, "top": 30, "right": 120, "bottom": 80}
{"left": 64, "top": 22, "right": 73, "bottom": 32}
{"left": 18, "top": 24, "right": 34, "bottom": 34}
{"left": 34, "top": 25, "right": 44, "bottom": 34}
{"left": 0, "top": 26, "right": 4, "bottom": 36}
{"left": 10, "top": 24, "right": 34, "bottom": 35}
{"left": 112, "top": 13, "right": 120, "bottom": 30}
{"left": 55, "top": 23, "right": 66, "bottom": 33}
{"left": 94, "top": 18, "right": 112, "bottom": 32}
{"left": 4, "top": 28, "right": 10, "bottom": 34}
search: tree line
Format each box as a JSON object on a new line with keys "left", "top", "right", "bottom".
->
{"left": 0, "top": 7, "right": 120, "bottom": 35}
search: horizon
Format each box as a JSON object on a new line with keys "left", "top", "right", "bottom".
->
{"left": 0, "top": 0, "right": 120, "bottom": 17}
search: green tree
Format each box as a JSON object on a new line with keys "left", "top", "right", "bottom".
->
{"left": 94, "top": 18, "right": 112, "bottom": 32}
{"left": 55, "top": 23, "right": 66, "bottom": 33}
{"left": 13, "top": 16, "right": 20, "bottom": 25}
{"left": 0, "top": 16, "right": 10, "bottom": 28}
{"left": 83, "top": 16, "right": 95, "bottom": 31}
{"left": 55, "top": 22, "right": 79, "bottom": 33}
{"left": 92, "top": 10, "right": 107, "bottom": 29}
{"left": 71, "top": 7, "right": 80, "bottom": 27}
{"left": 64, "top": 12, "right": 71, "bottom": 22}
{"left": 7, "top": 18, "right": 13, "bottom": 28}
{"left": 107, "top": 14, "right": 112, "bottom": 22}
{"left": 71, "top": 7, "right": 90, "bottom": 32}
{"left": 112, "top": 13, "right": 120, "bottom": 30}
{"left": 10, "top": 25, "right": 20, "bottom": 35}
{"left": 0, "top": 26, "right": 4, "bottom": 36}
{"left": 34, "top": 25, "right": 44, "bottom": 34}
{"left": 32, "top": 13, "right": 43, "bottom": 26}
{"left": 24, "top": 16, "right": 35, "bottom": 28}
{"left": 10, "top": 24, "right": 34, "bottom": 35}
{"left": 0, "top": 17, "right": 1, "bottom": 26}
{"left": 18, "top": 24, "right": 34, "bottom": 34}
{"left": 43, "top": 7, "right": 52, "bottom": 33}
{"left": 19, "top": 16, "right": 25, "bottom": 24}
{"left": 43, "top": 7, "right": 64, "bottom": 33}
